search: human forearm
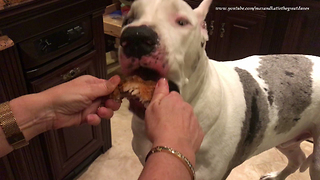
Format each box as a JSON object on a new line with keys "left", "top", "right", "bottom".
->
{"left": 0, "top": 75, "right": 121, "bottom": 158}
{"left": 0, "top": 93, "right": 53, "bottom": 157}
{"left": 10, "top": 93, "right": 54, "bottom": 141}
{"left": 141, "top": 78, "right": 203, "bottom": 179}
{"left": 139, "top": 138, "right": 196, "bottom": 180}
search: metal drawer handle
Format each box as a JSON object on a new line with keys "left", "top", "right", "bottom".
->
{"left": 220, "top": 23, "right": 225, "bottom": 38}
{"left": 209, "top": 20, "right": 214, "bottom": 35}
{"left": 62, "top": 67, "right": 80, "bottom": 81}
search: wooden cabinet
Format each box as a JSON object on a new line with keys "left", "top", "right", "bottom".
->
{"left": 185, "top": 0, "right": 320, "bottom": 60}
{"left": 281, "top": 0, "right": 320, "bottom": 56}
{"left": 0, "top": 0, "right": 112, "bottom": 179}
{"left": 185, "top": 0, "right": 271, "bottom": 61}
{"left": 212, "top": 10, "right": 266, "bottom": 60}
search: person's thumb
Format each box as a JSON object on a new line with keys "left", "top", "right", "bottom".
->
{"left": 90, "top": 75, "right": 121, "bottom": 98}
{"left": 150, "top": 78, "right": 170, "bottom": 103}
{"left": 104, "top": 75, "right": 121, "bottom": 94}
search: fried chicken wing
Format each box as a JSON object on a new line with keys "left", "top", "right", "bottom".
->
{"left": 109, "top": 76, "right": 156, "bottom": 106}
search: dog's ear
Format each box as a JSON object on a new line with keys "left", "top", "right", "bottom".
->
{"left": 194, "top": 0, "right": 212, "bottom": 42}
{"left": 194, "top": 0, "right": 212, "bottom": 21}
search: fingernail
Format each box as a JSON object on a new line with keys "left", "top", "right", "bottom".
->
{"left": 156, "top": 78, "right": 168, "bottom": 88}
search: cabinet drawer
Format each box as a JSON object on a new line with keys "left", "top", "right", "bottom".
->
{"left": 28, "top": 50, "right": 97, "bottom": 92}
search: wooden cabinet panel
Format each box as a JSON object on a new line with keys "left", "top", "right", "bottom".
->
{"left": 214, "top": 11, "right": 266, "bottom": 60}
{"left": 62, "top": 125, "right": 94, "bottom": 158}
{"left": 186, "top": 0, "right": 269, "bottom": 61}
{"left": 281, "top": 0, "right": 320, "bottom": 56}
{"left": 45, "top": 125, "right": 104, "bottom": 180}
{"left": 205, "top": 10, "right": 218, "bottom": 59}
{"left": 28, "top": 50, "right": 96, "bottom": 92}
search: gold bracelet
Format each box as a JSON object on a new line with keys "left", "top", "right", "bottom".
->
{"left": 0, "top": 102, "right": 29, "bottom": 149}
{"left": 145, "top": 146, "right": 195, "bottom": 180}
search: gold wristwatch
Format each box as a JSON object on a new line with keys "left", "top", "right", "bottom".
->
{"left": 0, "top": 102, "right": 29, "bottom": 149}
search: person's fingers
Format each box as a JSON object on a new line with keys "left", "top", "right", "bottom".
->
{"left": 105, "top": 99, "right": 121, "bottom": 111}
{"left": 150, "top": 78, "right": 170, "bottom": 104}
{"left": 86, "top": 114, "right": 101, "bottom": 126}
{"left": 88, "top": 75, "right": 121, "bottom": 98}
{"left": 167, "top": 91, "right": 183, "bottom": 101}
{"left": 97, "top": 107, "right": 114, "bottom": 119}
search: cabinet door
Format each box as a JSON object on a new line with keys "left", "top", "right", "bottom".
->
{"left": 281, "top": 0, "right": 320, "bottom": 56}
{"left": 214, "top": 11, "right": 266, "bottom": 61}
{"left": 28, "top": 50, "right": 105, "bottom": 180}
{"left": 205, "top": 10, "right": 219, "bottom": 59}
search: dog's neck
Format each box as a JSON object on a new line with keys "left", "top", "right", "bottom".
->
{"left": 181, "top": 51, "right": 223, "bottom": 132}
{"left": 180, "top": 55, "right": 209, "bottom": 103}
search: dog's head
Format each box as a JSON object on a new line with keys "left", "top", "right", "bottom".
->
{"left": 119, "top": 0, "right": 211, "bottom": 116}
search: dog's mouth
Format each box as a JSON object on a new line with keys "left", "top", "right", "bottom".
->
{"left": 130, "top": 67, "right": 161, "bottom": 82}
{"left": 126, "top": 67, "right": 179, "bottom": 119}
{"left": 130, "top": 67, "right": 179, "bottom": 92}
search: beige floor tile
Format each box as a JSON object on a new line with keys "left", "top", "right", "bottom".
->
{"left": 228, "top": 141, "right": 313, "bottom": 180}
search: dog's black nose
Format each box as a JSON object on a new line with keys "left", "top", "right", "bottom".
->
{"left": 120, "top": 25, "right": 158, "bottom": 59}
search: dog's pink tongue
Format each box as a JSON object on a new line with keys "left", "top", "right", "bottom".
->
{"left": 129, "top": 99, "right": 146, "bottom": 120}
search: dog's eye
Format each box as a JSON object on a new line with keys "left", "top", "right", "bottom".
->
{"left": 123, "top": 17, "right": 134, "bottom": 26}
{"left": 176, "top": 19, "right": 190, "bottom": 26}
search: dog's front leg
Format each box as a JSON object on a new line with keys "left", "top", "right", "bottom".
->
{"left": 131, "top": 116, "right": 152, "bottom": 165}
{"left": 310, "top": 125, "right": 320, "bottom": 180}
{"left": 260, "top": 142, "right": 306, "bottom": 180}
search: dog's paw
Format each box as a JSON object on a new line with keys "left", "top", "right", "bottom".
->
{"left": 260, "top": 172, "right": 281, "bottom": 180}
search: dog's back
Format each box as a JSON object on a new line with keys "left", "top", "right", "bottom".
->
{"left": 203, "top": 54, "right": 320, "bottom": 179}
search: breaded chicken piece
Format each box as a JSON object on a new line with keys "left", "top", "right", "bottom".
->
{"left": 109, "top": 75, "right": 156, "bottom": 106}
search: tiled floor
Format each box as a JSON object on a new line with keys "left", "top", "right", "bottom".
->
{"left": 78, "top": 99, "right": 313, "bottom": 180}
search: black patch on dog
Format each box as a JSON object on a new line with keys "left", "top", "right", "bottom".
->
{"left": 224, "top": 67, "right": 270, "bottom": 176}
{"left": 267, "top": 90, "right": 274, "bottom": 106}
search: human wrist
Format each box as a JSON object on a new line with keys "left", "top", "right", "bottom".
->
{"left": 9, "top": 93, "right": 55, "bottom": 141}
{"left": 152, "top": 139, "right": 196, "bottom": 167}
{"left": 0, "top": 102, "right": 29, "bottom": 150}
{"left": 139, "top": 149, "right": 194, "bottom": 180}
{"left": 146, "top": 146, "right": 196, "bottom": 180}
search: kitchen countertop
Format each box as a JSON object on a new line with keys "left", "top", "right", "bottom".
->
{"left": 103, "top": 2, "right": 123, "bottom": 38}
{"left": 0, "top": 0, "right": 32, "bottom": 10}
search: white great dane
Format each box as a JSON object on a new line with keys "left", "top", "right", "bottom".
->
{"left": 118, "top": 0, "right": 320, "bottom": 179}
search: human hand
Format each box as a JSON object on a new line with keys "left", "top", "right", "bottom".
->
{"left": 42, "top": 75, "right": 121, "bottom": 129}
{"left": 145, "top": 79, "right": 204, "bottom": 160}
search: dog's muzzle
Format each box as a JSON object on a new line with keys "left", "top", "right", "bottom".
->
{"left": 120, "top": 25, "right": 159, "bottom": 59}
{"left": 119, "top": 25, "right": 179, "bottom": 120}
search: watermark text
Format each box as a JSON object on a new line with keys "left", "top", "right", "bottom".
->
{"left": 215, "top": 6, "right": 310, "bottom": 11}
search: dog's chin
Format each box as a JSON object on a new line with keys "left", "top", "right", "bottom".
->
{"left": 127, "top": 67, "right": 179, "bottom": 120}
